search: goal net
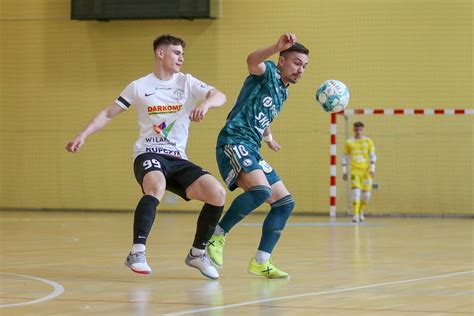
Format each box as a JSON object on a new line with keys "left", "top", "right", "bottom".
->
{"left": 330, "top": 109, "right": 473, "bottom": 217}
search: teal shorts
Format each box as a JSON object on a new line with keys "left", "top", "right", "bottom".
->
{"left": 216, "top": 144, "right": 281, "bottom": 191}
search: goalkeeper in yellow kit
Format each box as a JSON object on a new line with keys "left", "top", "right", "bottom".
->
{"left": 342, "top": 122, "right": 376, "bottom": 223}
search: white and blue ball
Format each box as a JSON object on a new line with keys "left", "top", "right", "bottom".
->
{"left": 316, "top": 80, "right": 350, "bottom": 113}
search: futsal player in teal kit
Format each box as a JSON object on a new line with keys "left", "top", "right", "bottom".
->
{"left": 207, "top": 33, "right": 309, "bottom": 278}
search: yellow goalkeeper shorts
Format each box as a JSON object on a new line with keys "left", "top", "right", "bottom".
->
{"left": 350, "top": 168, "right": 372, "bottom": 191}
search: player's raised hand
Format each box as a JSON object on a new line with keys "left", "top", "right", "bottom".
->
{"left": 189, "top": 103, "right": 209, "bottom": 122}
{"left": 66, "top": 135, "right": 85, "bottom": 153}
{"left": 266, "top": 139, "right": 281, "bottom": 152}
{"left": 275, "top": 33, "right": 297, "bottom": 52}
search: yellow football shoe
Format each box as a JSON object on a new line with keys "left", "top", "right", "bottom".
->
{"left": 206, "top": 234, "right": 226, "bottom": 267}
{"left": 248, "top": 257, "right": 289, "bottom": 279}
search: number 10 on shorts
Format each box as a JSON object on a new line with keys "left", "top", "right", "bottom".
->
{"left": 232, "top": 145, "right": 248, "bottom": 158}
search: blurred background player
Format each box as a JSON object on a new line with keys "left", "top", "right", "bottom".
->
{"left": 342, "top": 122, "right": 376, "bottom": 223}
{"left": 207, "top": 33, "right": 309, "bottom": 278}
{"left": 66, "top": 34, "right": 227, "bottom": 279}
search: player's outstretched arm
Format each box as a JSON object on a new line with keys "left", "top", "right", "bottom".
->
{"left": 65, "top": 102, "right": 125, "bottom": 153}
{"left": 189, "top": 89, "right": 226, "bottom": 122}
{"left": 247, "top": 33, "right": 297, "bottom": 75}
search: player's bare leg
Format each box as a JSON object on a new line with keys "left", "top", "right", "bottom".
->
{"left": 184, "top": 174, "right": 225, "bottom": 279}
{"left": 125, "top": 171, "right": 166, "bottom": 274}
{"left": 236, "top": 169, "right": 271, "bottom": 190}
{"left": 266, "top": 180, "right": 290, "bottom": 204}
{"left": 186, "top": 174, "right": 226, "bottom": 206}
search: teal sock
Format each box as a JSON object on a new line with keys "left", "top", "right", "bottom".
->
{"left": 219, "top": 185, "right": 272, "bottom": 233}
{"left": 258, "top": 195, "right": 294, "bottom": 253}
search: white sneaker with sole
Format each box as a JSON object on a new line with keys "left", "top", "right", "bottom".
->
{"left": 185, "top": 250, "right": 219, "bottom": 280}
{"left": 352, "top": 214, "right": 360, "bottom": 223}
{"left": 125, "top": 251, "right": 152, "bottom": 275}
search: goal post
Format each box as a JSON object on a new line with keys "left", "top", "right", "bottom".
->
{"left": 329, "top": 109, "right": 474, "bottom": 218}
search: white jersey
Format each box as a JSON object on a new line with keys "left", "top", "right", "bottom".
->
{"left": 115, "top": 72, "right": 214, "bottom": 160}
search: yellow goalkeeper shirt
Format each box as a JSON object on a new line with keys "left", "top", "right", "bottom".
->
{"left": 343, "top": 137, "right": 375, "bottom": 170}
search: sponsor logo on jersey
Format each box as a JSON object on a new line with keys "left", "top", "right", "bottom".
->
{"left": 271, "top": 105, "right": 278, "bottom": 118}
{"left": 262, "top": 96, "right": 273, "bottom": 107}
{"left": 145, "top": 92, "right": 156, "bottom": 97}
{"left": 145, "top": 136, "right": 176, "bottom": 146}
{"left": 147, "top": 104, "right": 182, "bottom": 115}
{"left": 153, "top": 122, "right": 167, "bottom": 134}
{"left": 145, "top": 147, "right": 182, "bottom": 157}
{"left": 152, "top": 120, "right": 176, "bottom": 138}
{"left": 255, "top": 112, "right": 271, "bottom": 133}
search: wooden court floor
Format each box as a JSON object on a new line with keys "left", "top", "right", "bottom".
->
{"left": 1, "top": 210, "right": 473, "bottom": 315}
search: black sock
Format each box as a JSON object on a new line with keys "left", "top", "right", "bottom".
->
{"left": 192, "top": 203, "right": 224, "bottom": 249}
{"left": 133, "top": 195, "right": 159, "bottom": 245}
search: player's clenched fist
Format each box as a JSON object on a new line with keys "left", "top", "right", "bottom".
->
{"left": 66, "top": 135, "right": 85, "bottom": 153}
{"left": 189, "top": 104, "right": 209, "bottom": 122}
{"left": 275, "top": 33, "right": 297, "bottom": 52}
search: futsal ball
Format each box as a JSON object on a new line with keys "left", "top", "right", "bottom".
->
{"left": 316, "top": 80, "right": 350, "bottom": 113}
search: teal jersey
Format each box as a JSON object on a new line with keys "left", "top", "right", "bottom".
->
{"left": 217, "top": 61, "right": 289, "bottom": 151}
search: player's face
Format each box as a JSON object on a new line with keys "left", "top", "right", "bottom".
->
{"left": 278, "top": 52, "right": 308, "bottom": 84}
{"left": 156, "top": 44, "right": 184, "bottom": 73}
{"left": 354, "top": 126, "right": 364, "bottom": 138}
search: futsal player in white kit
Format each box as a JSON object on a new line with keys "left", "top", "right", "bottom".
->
{"left": 66, "top": 35, "right": 227, "bottom": 279}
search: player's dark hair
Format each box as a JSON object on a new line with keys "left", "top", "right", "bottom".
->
{"left": 279, "top": 42, "right": 309, "bottom": 57}
{"left": 153, "top": 34, "right": 186, "bottom": 51}
{"left": 354, "top": 122, "right": 365, "bottom": 128}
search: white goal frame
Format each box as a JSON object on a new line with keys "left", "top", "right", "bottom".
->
{"left": 329, "top": 108, "right": 474, "bottom": 218}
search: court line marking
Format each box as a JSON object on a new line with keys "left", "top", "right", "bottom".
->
{"left": 240, "top": 222, "right": 382, "bottom": 227}
{"left": 164, "top": 270, "right": 474, "bottom": 315}
{"left": 0, "top": 272, "right": 65, "bottom": 308}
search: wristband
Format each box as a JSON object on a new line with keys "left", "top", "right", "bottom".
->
{"left": 342, "top": 165, "right": 347, "bottom": 174}
{"left": 263, "top": 134, "right": 273, "bottom": 142}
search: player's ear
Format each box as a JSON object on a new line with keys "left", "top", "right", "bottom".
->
{"left": 155, "top": 48, "right": 164, "bottom": 60}
{"left": 278, "top": 55, "right": 285, "bottom": 67}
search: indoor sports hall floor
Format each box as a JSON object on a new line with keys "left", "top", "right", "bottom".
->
{"left": 1, "top": 210, "right": 473, "bottom": 315}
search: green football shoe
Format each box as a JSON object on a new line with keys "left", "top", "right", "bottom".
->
{"left": 206, "top": 234, "right": 226, "bottom": 267}
{"left": 248, "top": 257, "right": 289, "bottom": 279}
